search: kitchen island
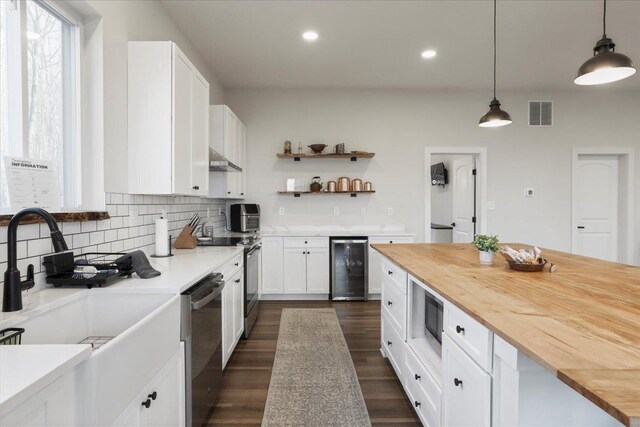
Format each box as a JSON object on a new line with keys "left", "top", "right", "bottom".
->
{"left": 372, "top": 243, "right": 640, "bottom": 427}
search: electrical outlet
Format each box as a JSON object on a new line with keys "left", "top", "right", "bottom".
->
{"left": 361, "top": 207, "right": 367, "bottom": 216}
{"left": 279, "top": 207, "right": 285, "bottom": 216}
{"left": 488, "top": 201, "right": 496, "bottom": 211}
{"left": 525, "top": 188, "right": 535, "bottom": 198}
{"left": 333, "top": 207, "right": 340, "bottom": 216}
{"left": 207, "top": 208, "right": 210, "bottom": 217}
{"left": 218, "top": 208, "right": 222, "bottom": 216}
{"left": 387, "top": 207, "right": 394, "bottom": 216}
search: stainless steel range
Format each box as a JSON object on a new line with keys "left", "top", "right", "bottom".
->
{"left": 198, "top": 236, "right": 261, "bottom": 338}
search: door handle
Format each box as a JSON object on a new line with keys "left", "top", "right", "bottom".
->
{"left": 141, "top": 399, "right": 151, "bottom": 408}
{"left": 577, "top": 226, "right": 585, "bottom": 229}
{"left": 148, "top": 391, "right": 157, "bottom": 401}
{"left": 454, "top": 378, "right": 463, "bottom": 387}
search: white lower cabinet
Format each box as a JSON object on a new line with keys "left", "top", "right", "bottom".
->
{"left": 0, "top": 372, "right": 77, "bottom": 427}
{"left": 442, "top": 334, "right": 491, "bottom": 427}
{"left": 305, "top": 247, "right": 330, "bottom": 293}
{"left": 368, "top": 237, "right": 413, "bottom": 294}
{"left": 112, "top": 347, "right": 185, "bottom": 427}
{"left": 222, "top": 264, "right": 244, "bottom": 368}
{"left": 381, "top": 309, "right": 404, "bottom": 379}
{"left": 261, "top": 237, "right": 284, "bottom": 294}
{"left": 403, "top": 343, "right": 442, "bottom": 427}
{"left": 282, "top": 238, "right": 329, "bottom": 295}
{"left": 283, "top": 248, "right": 306, "bottom": 293}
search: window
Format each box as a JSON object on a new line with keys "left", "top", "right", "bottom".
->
{"left": 0, "top": 0, "right": 79, "bottom": 213}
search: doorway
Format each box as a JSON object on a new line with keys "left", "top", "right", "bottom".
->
{"left": 572, "top": 148, "right": 635, "bottom": 264}
{"left": 425, "top": 148, "right": 488, "bottom": 243}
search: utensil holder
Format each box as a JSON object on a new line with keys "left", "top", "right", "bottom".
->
{"left": 173, "top": 226, "right": 197, "bottom": 249}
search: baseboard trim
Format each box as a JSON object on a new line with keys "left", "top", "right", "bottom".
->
{"left": 260, "top": 294, "right": 330, "bottom": 301}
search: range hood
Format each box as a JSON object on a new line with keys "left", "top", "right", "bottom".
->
{"left": 209, "top": 147, "right": 242, "bottom": 172}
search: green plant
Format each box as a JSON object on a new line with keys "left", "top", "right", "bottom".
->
{"left": 473, "top": 234, "right": 500, "bottom": 253}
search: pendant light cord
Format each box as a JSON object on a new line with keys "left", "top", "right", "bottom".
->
{"left": 493, "top": 0, "right": 497, "bottom": 100}
{"left": 602, "top": 0, "right": 607, "bottom": 37}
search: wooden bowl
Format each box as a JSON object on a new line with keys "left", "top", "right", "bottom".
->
{"left": 507, "top": 260, "right": 547, "bottom": 272}
{"left": 308, "top": 144, "right": 327, "bottom": 153}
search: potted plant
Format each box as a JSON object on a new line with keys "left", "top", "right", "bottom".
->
{"left": 473, "top": 234, "right": 500, "bottom": 265}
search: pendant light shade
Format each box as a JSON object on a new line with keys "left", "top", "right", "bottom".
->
{"left": 479, "top": 98, "right": 512, "bottom": 128}
{"left": 479, "top": 0, "right": 511, "bottom": 128}
{"left": 575, "top": 0, "right": 636, "bottom": 85}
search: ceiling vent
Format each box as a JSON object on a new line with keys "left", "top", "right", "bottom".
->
{"left": 528, "top": 101, "right": 553, "bottom": 126}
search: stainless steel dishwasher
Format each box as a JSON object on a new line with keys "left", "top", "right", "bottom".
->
{"left": 330, "top": 237, "right": 368, "bottom": 300}
{"left": 181, "top": 273, "right": 224, "bottom": 427}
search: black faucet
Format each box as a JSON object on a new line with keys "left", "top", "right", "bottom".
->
{"left": 3, "top": 208, "right": 69, "bottom": 312}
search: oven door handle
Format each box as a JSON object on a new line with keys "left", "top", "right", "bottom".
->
{"left": 246, "top": 245, "right": 262, "bottom": 257}
{"left": 191, "top": 282, "right": 224, "bottom": 310}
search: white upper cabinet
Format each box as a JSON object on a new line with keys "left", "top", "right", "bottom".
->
{"left": 128, "top": 41, "right": 209, "bottom": 196}
{"left": 209, "top": 105, "right": 246, "bottom": 199}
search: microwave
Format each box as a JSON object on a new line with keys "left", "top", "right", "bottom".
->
{"left": 425, "top": 292, "right": 443, "bottom": 345}
{"left": 230, "top": 204, "right": 260, "bottom": 233}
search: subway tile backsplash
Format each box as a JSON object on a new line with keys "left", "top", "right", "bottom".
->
{"left": 0, "top": 193, "right": 227, "bottom": 292}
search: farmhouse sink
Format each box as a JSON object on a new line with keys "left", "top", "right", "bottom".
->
{"left": 10, "top": 291, "right": 181, "bottom": 425}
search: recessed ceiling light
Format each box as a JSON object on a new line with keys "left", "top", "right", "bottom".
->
{"left": 421, "top": 49, "right": 437, "bottom": 59}
{"left": 303, "top": 31, "right": 319, "bottom": 41}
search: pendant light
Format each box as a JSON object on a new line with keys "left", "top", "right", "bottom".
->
{"left": 575, "top": 0, "right": 636, "bottom": 85}
{"left": 479, "top": 0, "right": 512, "bottom": 128}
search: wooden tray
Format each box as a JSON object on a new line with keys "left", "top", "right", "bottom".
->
{"left": 506, "top": 260, "right": 547, "bottom": 272}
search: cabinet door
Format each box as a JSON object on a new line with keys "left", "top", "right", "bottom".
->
{"left": 306, "top": 247, "right": 329, "bottom": 293}
{"left": 368, "top": 237, "right": 413, "bottom": 294}
{"left": 283, "top": 248, "right": 306, "bottom": 294}
{"left": 262, "top": 237, "right": 284, "bottom": 294}
{"left": 237, "top": 121, "right": 246, "bottom": 198}
{"left": 222, "top": 283, "right": 234, "bottom": 368}
{"left": 172, "top": 47, "right": 194, "bottom": 195}
{"left": 143, "top": 350, "right": 184, "bottom": 427}
{"left": 191, "top": 72, "right": 209, "bottom": 196}
{"left": 233, "top": 270, "right": 245, "bottom": 342}
{"left": 112, "top": 399, "right": 143, "bottom": 427}
{"left": 443, "top": 334, "right": 491, "bottom": 427}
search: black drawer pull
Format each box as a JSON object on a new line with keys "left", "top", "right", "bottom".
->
{"left": 235, "top": 262, "right": 239, "bottom": 266}
{"left": 414, "top": 401, "right": 421, "bottom": 408}
{"left": 390, "top": 240, "right": 393, "bottom": 244}
{"left": 454, "top": 378, "right": 463, "bottom": 387}
{"left": 387, "top": 301, "right": 393, "bottom": 306}
{"left": 387, "top": 340, "right": 392, "bottom": 346}
{"left": 415, "top": 374, "right": 421, "bottom": 381}
{"left": 388, "top": 270, "right": 393, "bottom": 275}
{"left": 235, "top": 279, "right": 241, "bottom": 283}
{"left": 456, "top": 325, "right": 465, "bottom": 334}
{"left": 148, "top": 391, "right": 157, "bottom": 400}
{"left": 141, "top": 399, "right": 151, "bottom": 408}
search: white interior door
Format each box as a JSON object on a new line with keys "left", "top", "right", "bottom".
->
{"left": 574, "top": 155, "right": 619, "bottom": 262}
{"left": 452, "top": 156, "right": 475, "bottom": 243}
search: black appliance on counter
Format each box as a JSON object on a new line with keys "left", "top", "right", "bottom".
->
{"left": 181, "top": 273, "right": 224, "bottom": 427}
{"left": 197, "top": 236, "right": 261, "bottom": 338}
{"left": 229, "top": 204, "right": 260, "bottom": 233}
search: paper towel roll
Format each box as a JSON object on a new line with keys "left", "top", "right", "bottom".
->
{"left": 155, "top": 218, "right": 169, "bottom": 256}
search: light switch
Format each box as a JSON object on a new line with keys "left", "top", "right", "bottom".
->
{"left": 387, "top": 207, "right": 394, "bottom": 216}
{"left": 279, "top": 207, "right": 285, "bottom": 216}
{"left": 333, "top": 207, "right": 340, "bottom": 216}
{"left": 524, "top": 188, "right": 535, "bottom": 197}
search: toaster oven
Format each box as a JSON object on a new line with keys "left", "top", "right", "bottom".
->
{"left": 230, "top": 204, "right": 260, "bottom": 233}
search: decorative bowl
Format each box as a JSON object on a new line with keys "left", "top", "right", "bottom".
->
{"left": 308, "top": 144, "right": 327, "bottom": 153}
{"left": 506, "top": 259, "right": 547, "bottom": 272}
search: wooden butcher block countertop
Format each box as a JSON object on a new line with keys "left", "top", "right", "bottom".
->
{"left": 371, "top": 243, "right": 640, "bottom": 427}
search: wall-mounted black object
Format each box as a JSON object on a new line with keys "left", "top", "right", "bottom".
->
{"left": 431, "top": 162, "right": 448, "bottom": 186}
{"left": 3, "top": 208, "right": 68, "bottom": 312}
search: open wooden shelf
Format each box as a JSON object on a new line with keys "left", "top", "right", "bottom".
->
{"left": 277, "top": 190, "right": 376, "bottom": 198}
{"left": 277, "top": 152, "right": 375, "bottom": 162}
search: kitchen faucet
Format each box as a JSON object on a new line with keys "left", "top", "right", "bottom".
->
{"left": 3, "top": 208, "right": 69, "bottom": 312}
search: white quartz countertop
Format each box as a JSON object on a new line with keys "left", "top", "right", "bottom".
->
{"left": 0, "top": 344, "right": 92, "bottom": 414}
{"left": 260, "top": 226, "right": 414, "bottom": 237}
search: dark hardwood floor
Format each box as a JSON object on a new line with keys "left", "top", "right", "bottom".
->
{"left": 209, "top": 301, "right": 421, "bottom": 426}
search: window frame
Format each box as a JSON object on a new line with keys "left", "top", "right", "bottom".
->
{"left": 1, "top": 0, "right": 82, "bottom": 213}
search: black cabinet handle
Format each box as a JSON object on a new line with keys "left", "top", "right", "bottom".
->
{"left": 454, "top": 378, "right": 463, "bottom": 387}
{"left": 577, "top": 226, "right": 585, "bottom": 229}
{"left": 388, "top": 270, "right": 393, "bottom": 275}
{"left": 387, "top": 300, "right": 393, "bottom": 306}
{"left": 415, "top": 374, "right": 421, "bottom": 381}
{"left": 451, "top": 222, "right": 456, "bottom": 227}
{"left": 148, "top": 391, "right": 157, "bottom": 400}
{"left": 227, "top": 191, "right": 231, "bottom": 194}
{"left": 456, "top": 325, "right": 465, "bottom": 334}
{"left": 241, "top": 193, "right": 244, "bottom": 196}
{"left": 235, "top": 279, "right": 241, "bottom": 283}
{"left": 305, "top": 241, "right": 308, "bottom": 244}
{"left": 414, "top": 401, "right": 421, "bottom": 408}
{"left": 141, "top": 399, "right": 151, "bottom": 408}
{"left": 235, "top": 262, "right": 239, "bottom": 266}
{"left": 387, "top": 340, "right": 392, "bottom": 346}
{"left": 390, "top": 240, "right": 394, "bottom": 243}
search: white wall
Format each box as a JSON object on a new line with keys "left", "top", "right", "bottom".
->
{"left": 226, "top": 88, "right": 640, "bottom": 265}
{"left": 430, "top": 154, "right": 464, "bottom": 226}
{"left": 92, "top": 0, "right": 226, "bottom": 194}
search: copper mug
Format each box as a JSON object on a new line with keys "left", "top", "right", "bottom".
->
{"left": 351, "top": 179, "right": 363, "bottom": 192}
{"left": 337, "top": 177, "right": 350, "bottom": 192}
{"left": 327, "top": 181, "right": 337, "bottom": 192}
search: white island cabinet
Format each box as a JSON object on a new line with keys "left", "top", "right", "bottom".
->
{"left": 368, "top": 236, "right": 413, "bottom": 295}
{"left": 128, "top": 41, "right": 209, "bottom": 196}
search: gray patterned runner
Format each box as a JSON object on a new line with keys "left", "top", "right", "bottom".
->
{"left": 262, "top": 308, "right": 372, "bottom": 427}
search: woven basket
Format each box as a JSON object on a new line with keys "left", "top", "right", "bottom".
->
{"left": 506, "top": 260, "right": 546, "bottom": 272}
